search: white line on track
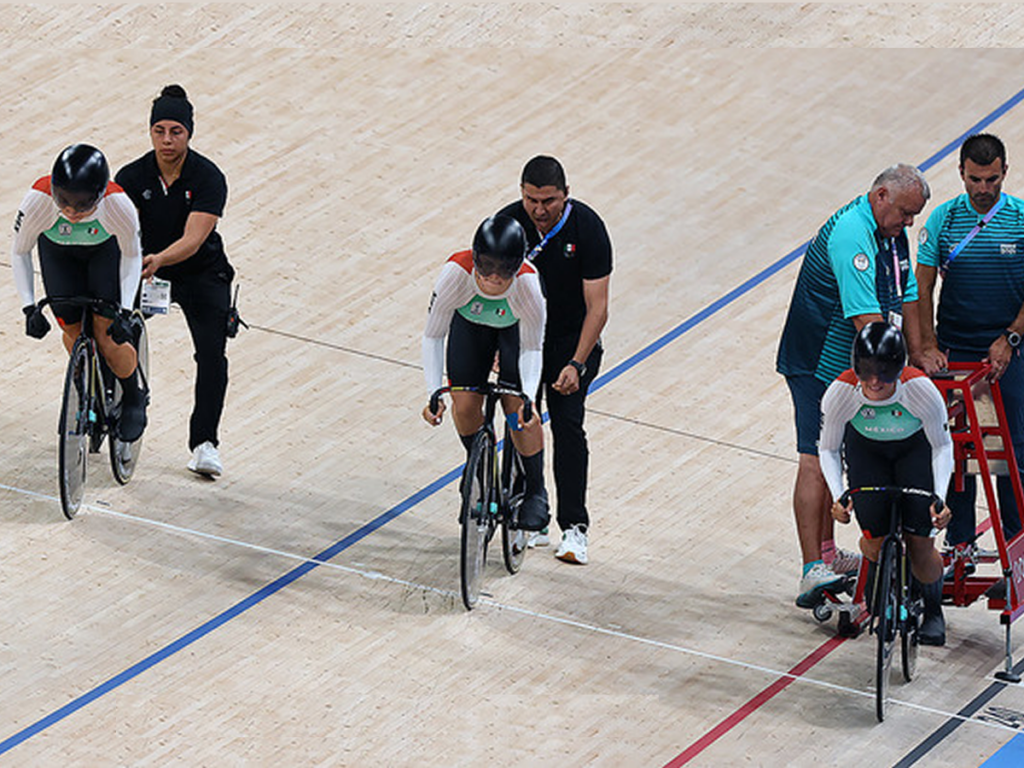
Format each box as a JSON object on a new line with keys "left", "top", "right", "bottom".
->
{"left": 2, "top": 480, "right": 1019, "bottom": 735}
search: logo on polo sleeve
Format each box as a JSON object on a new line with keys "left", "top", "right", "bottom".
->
{"left": 853, "top": 253, "right": 870, "bottom": 272}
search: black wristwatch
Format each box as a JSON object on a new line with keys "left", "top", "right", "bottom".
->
{"left": 568, "top": 359, "right": 587, "bottom": 378}
{"left": 1006, "top": 329, "right": 1022, "bottom": 349}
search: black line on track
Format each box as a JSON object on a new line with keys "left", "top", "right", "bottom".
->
{"left": 247, "top": 324, "right": 420, "bottom": 370}
{"left": 895, "top": 658, "right": 1024, "bottom": 766}
{"left": 587, "top": 407, "right": 796, "bottom": 464}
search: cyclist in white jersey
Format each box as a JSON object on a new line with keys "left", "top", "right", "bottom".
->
{"left": 12, "top": 144, "right": 147, "bottom": 441}
{"left": 422, "top": 214, "right": 549, "bottom": 530}
{"left": 820, "top": 322, "right": 953, "bottom": 644}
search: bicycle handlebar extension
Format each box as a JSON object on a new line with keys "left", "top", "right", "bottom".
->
{"left": 839, "top": 486, "right": 944, "bottom": 514}
{"left": 429, "top": 384, "right": 533, "bottom": 424}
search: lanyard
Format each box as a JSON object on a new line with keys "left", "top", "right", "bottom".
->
{"left": 526, "top": 201, "right": 573, "bottom": 262}
{"left": 943, "top": 193, "right": 1006, "bottom": 273}
{"left": 890, "top": 238, "right": 903, "bottom": 300}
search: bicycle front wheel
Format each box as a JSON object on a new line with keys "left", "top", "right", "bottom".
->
{"left": 875, "top": 536, "right": 899, "bottom": 722}
{"left": 110, "top": 312, "right": 148, "bottom": 484}
{"left": 500, "top": 431, "right": 528, "bottom": 574}
{"left": 460, "top": 431, "right": 493, "bottom": 610}
{"left": 58, "top": 340, "right": 90, "bottom": 519}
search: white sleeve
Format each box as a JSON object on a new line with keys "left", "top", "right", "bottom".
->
{"left": 421, "top": 262, "right": 471, "bottom": 395}
{"left": 98, "top": 194, "right": 143, "bottom": 311}
{"left": 907, "top": 378, "right": 954, "bottom": 501}
{"left": 509, "top": 271, "right": 546, "bottom": 399}
{"left": 10, "top": 189, "right": 56, "bottom": 308}
{"left": 818, "top": 380, "right": 849, "bottom": 502}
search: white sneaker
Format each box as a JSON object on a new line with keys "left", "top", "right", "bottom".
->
{"left": 830, "top": 548, "right": 862, "bottom": 575}
{"left": 555, "top": 524, "right": 588, "bottom": 565}
{"left": 188, "top": 441, "right": 223, "bottom": 477}
{"left": 796, "top": 562, "right": 843, "bottom": 607}
{"left": 527, "top": 528, "right": 550, "bottom": 548}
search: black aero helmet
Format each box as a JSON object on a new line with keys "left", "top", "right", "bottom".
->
{"left": 853, "top": 321, "right": 906, "bottom": 383}
{"left": 51, "top": 144, "right": 109, "bottom": 213}
{"left": 472, "top": 214, "right": 527, "bottom": 279}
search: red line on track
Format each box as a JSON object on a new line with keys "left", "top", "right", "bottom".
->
{"left": 664, "top": 631, "right": 853, "bottom": 766}
{"left": 666, "top": 518, "right": 997, "bottom": 766}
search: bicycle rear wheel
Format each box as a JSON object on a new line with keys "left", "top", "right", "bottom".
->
{"left": 460, "top": 431, "right": 493, "bottom": 610}
{"left": 58, "top": 340, "right": 91, "bottom": 519}
{"left": 875, "top": 536, "right": 899, "bottom": 722}
{"left": 901, "top": 569, "right": 921, "bottom": 683}
{"left": 500, "top": 431, "right": 528, "bottom": 574}
{"left": 110, "top": 312, "right": 148, "bottom": 484}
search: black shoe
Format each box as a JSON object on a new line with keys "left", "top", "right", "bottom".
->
{"left": 919, "top": 610, "right": 946, "bottom": 646}
{"left": 919, "top": 577, "right": 946, "bottom": 646}
{"left": 117, "top": 400, "right": 147, "bottom": 442}
{"left": 516, "top": 490, "right": 550, "bottom": 531}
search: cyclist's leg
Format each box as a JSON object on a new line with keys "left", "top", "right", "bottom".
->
{"left": 897, "top": 434, "right": 946, "bottom": 645}
{"left": 84, "top": 240, "right": 147, "bottom": 441}
{"left": 446, "top": 313, "right": 494, "bottom": 454}
{"left": 496, "top": 324, "right": 548, "bottom": 531}
{"left": 37, "top": 238, "right": 87, "bottom": 354}
{"left": 845, "top": 428, "right": 896, "bottom": 611}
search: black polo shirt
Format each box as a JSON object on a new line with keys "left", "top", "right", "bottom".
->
{"left": 497, "top": 198, "right": 612, "bottom": 341}
{"left": 114, "top": 148, "right": 230, "bottom": 280}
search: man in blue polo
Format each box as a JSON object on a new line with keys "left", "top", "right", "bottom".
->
{"left": 777, "top": 163, "right": 931, "bottom": 607}
{"left": 915, "top": 133, "right": 1024, "bottom": 566}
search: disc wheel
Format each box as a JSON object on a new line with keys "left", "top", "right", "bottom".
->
{"left": 58, "top": 341, "right": 91, "bottom": 520}
{"left": 110, "top": 312, "right": 148, "bottom": 484}
{"left": 500, "top": 435, "right": 528, "bottom": 574}
{"left": 875, "top": 537, "right": 899, "bottom": 722}
{"left": 460, "top": 432, "right": 493, "bottom": 610}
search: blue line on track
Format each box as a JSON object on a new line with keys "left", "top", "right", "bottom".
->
{"left": 5, "top": 83, "right": 1024, "bottom": 759}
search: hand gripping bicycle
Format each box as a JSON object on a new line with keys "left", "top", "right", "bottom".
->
{"left": 430, "top": 383, "right": 533, "bottom": 610}
{"left": 839, "top": 486, "right": 942, "bottom": 721}
{"left": 38, "top": 296, "right": 150, "bottom": 519}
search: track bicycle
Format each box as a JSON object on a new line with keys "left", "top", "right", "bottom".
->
{"left": 839, "top": 486, "right": 943, "bottom": 722}
{"left": 38, "top": 296, "right": 150, "bottom": 519}
{"left": 429, "top": 383, "right": 533, "bottom": 610}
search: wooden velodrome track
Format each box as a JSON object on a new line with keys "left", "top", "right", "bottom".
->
{"left": 6, "top": 4, "right": 1024, "bottom": 766}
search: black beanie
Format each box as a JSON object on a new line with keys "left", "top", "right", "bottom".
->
{"left": 150, "top": 85, "right": 194, "bottom": 137}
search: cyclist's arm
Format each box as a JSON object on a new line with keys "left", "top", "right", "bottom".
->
{"left": 101, "top": 194, "right": 144, "bottom": 312}
{"left": 818, "top": 379, "right": 851, "bottom": 501}
{"left": 909, "top": 377, "right": 954, "bottom": 501}
{"left": 10, "top": 189, "right": 55, "bottom": 307}
{"left": 512, "top": 271, "right": 546, "bottom": 399}
{"left": 421, "top": 261, "right": 469, "bottom": 395}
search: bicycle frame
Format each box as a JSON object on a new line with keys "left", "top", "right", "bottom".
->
{"left": 431, "top": 383, "right": 533, "bottom": 608}
{"left": 842, "top": 485, "right": 935, "bottom": 721}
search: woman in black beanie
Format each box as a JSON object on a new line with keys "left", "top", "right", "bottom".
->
{"left": 115, "top": 84, "right": 235, "bottom": 478}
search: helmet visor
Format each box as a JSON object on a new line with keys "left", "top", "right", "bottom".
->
{"left": 53, "top": 186, "right": 101, "bottom": 214}
{"left": 474, "top": 253, "right": 520, "bottom": 280}
{"left": 854, "top": 357, "right": 903, "bottom": 384}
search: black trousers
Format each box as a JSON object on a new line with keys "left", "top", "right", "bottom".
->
{"left": 170, "top": 265, "right": 232, "bottom": 451}
{"left": 539, "top": 337, "right": 603, "bottom": 531}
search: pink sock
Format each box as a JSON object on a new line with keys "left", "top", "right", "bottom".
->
{"left": 821, "top": 539, "right": 836, "bottom": 565}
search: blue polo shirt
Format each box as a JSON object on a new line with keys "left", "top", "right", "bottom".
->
{"left": 777, "top": 195, "right": 919, "bottom": 384}
{"left": 917, "top": 192, "right": 1024, "bottom": 353}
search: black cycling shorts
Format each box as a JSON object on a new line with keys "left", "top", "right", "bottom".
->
{"left": 446, "top": 312, "right": 521, "bottom": 389}
{"left": 844, "top": 426, "right": 935, "bottom": 539}
{"left": 38, "top": 236, "right": 121, "bottom": 323}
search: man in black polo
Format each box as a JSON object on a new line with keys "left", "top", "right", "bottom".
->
{"left": 498, "top": 155, "right": 612, "bottom": 564}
